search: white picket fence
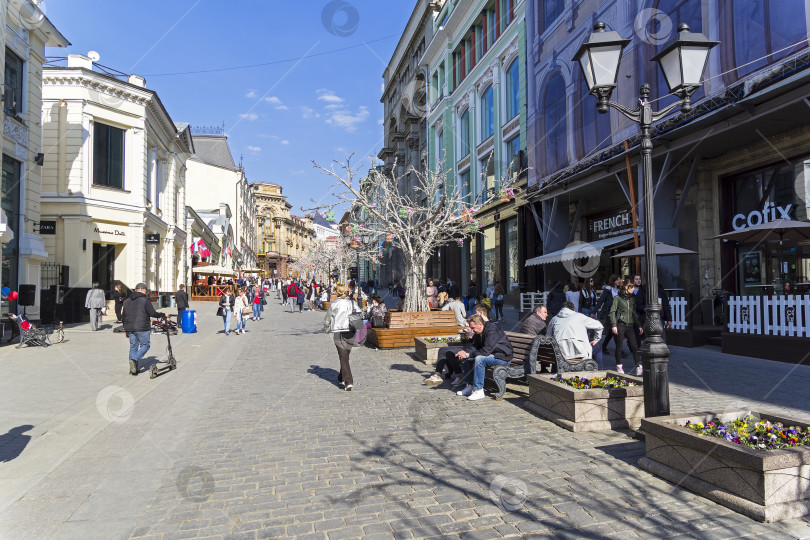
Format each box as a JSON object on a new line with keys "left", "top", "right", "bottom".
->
{"left": 670, "top": 297, "right": 688, "bottom": 330}
{"left": 520, "top": 292, "right": 547, "bottom": 313}
{"left": 728, "top": 295, "right": 810, "bottom": 336}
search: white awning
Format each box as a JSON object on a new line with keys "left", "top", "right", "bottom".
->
{"left": 525, "top": 233, "right": 635, "bottom": 267}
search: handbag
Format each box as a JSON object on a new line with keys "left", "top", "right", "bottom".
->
{"left": 101, "top": 306, "right": 108, "bottom": 315}
{"left": 348, "top": 301, "right": 364, "bottom": 332}
{"left": 216, "top": 306, "right": 224, "bottom": 316}
{"left": 241, "top": 306, "right": 252, "bottom": 316}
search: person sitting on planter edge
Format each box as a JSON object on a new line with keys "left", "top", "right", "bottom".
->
{"left": 455, "top": 313, "right": 513, "bottom": 401}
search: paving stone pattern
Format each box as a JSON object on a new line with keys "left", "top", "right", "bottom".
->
{"left": 126, "top": 301, "right": 810, "bottom": 539}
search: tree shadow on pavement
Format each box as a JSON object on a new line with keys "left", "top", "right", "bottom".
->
{"left": 0, "top": 425, "right": 33, "bottom": 462}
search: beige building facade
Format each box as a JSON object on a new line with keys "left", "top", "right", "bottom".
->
{"left": 41, "top": 54, "right": 192, "bottom": 300}
{"left": 252, "top": 181, "right": 314, "bottom": 278}
{"left": 1, "top": 0, "right": 67, "bottom": 320}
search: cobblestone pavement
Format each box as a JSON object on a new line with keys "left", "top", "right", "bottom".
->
{"left": 1, "top": 298, "right": 809, "bottom": 539}
{"left": 127, "top": 301, "right": 809, "bottom": 540}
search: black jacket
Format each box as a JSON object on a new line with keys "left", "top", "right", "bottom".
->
{"left": 546, "top": 284, "right": 565, "bottom": 315}
{"left": 219, "top": 294, "right": 235, "bottom": 308}
{"left": 448, "top": 282, "right": 460, "bottom": 299}
{"left": 122, "top": 291, "right": 163, "bottom": 332}
{"left": 595, "top": 287, "right": 615, "bottom": 321}
{"left": 463, "top": 321, "right": 514, "bottom": 361}
{"left": 467, "top": 286, "right": 479, "bottom": 300}
{"left": 635, "top": 285, "right": 672, "bottom": 322}
{"left": 175, "top": 289, "right": 189, "bottom": 309}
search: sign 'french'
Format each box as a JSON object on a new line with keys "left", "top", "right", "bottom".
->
{"left": 732, "top": 203, "right": 792, "bottom": 231}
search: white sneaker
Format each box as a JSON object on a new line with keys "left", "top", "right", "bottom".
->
{"left": 468, "top": 389, "right": 485, "bottom": 401}
{"left": 636, "top": 365, "right": 643, "bottom": 376}
{"left": 457, "top": 384, "right": 473, "bottom": 397}
{"left": 616, "top": 364, "right": 624, "bottom": 374}
{"left": 424, "top": 374, "right": 443, "bottom": 385}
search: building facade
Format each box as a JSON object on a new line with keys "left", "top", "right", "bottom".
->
{"left": 525, "top": 0, "right": 810, "bottom": 327}
{"left": 1, "top": 0, "right": 67, "bottom": 320}
{"left": 378, "top": 0, "right": 434, "bottom": 287}
{"left": 424, "top": 0, "right": 528, "bottom": 297}
{"left": 186, "top": 131, "right": 257, "bottom": 272}
{"left": 41, "top": 54, "right": 191, "bottom": 301}
{"left": 252, "top": 181, "right": 314, "bottom": 278}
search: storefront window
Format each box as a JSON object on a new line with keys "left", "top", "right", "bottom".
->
{"left": 1, "top": 155, "right": 20, "bottom": 315}
{"left": 482, "top": 226, "right": 496, "bottom": 288}
{"left": 505, "top": 218, "right": 519, "bottom": 292}
{"left": 724, "top": 158, "right": 810, "bottom": 294}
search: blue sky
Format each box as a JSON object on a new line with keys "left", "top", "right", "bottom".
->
{"left": 44, "top": 0, "right": 415, "bottom": 214}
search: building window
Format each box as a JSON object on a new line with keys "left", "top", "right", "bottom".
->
{"left": 1, "top": 155, "right": 21, "bottom": 314}
{"left": 577, "top": 73, "right": 611, "bottom": 158}
{"left": 4, "top": 48, "right": 23, "bottom": 116}
{"left": 505, "top": 57, "right": 520, "bottom": 120}
{"left": 505, "top": 134, "right": 521, "bottom": 179}
{"left": 543, "top": 74, "right": 567, "bottom": 174}
{"left": 459, "top": 169, "right": 471, "bottom": 202}
{"left": 93, "top": 123, "right": 125, "bottom": 189}
{"left": 436, "top": 128, "right": 445, "bottom": 170}
{"left": 480, "top": 153, "right": 495, "bottom": 198}
{"left": 505, "top": 217, "right": 519, "bottom": 292}
{"left": 481, "top": 85, "right": 494, "bottom": 141}
{"left": 721, "top": 0, "right": 807, "bottom": 81}
{"left": 459, "top": 109, "right": 470, "bottom": 158}
{"left": 539, "top": 0, "right": 564, "bottom": 34}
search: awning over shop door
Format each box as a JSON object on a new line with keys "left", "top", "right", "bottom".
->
{"left": 525, "top": 233, "right": 635, "bottom": 267}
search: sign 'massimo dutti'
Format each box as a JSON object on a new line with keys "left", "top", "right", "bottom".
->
{"left": 732, "top": 202, "right": 792, "bottom": 231}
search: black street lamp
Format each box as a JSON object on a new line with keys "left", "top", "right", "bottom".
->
{"left": 574, "top": 22, "right": 718, "bottom": 417}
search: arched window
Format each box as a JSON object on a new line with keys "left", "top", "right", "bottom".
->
{"left": 543, "top": 74, "right": 567, "bottom": 174}
{"left": 480, "top": 85, "right": 494, "bottom": 141}
{"left": 577, "top": 72, "right": 611, "bottom": 159}
{"left": 720, "top": 0, "right": 807, "bottom": 81}
{"left": 506, "top": 58, "right": 520, "bottom": 119}
{"left": 459, "top": 109, "right": 470, "bottom": 157}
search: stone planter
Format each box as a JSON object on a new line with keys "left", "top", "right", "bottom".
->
{"left": 638, "top": 411, "right": 810, "bottom": 522}
{"left": 524, "top": 371, "right": 644, "bottom": 432}
{"left": 413, "top": 336, "right": 462, "bottom": 366}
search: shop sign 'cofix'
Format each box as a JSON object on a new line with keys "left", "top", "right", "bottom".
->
{"left": 732, "top": 202, "right": 792, "bottom": 230}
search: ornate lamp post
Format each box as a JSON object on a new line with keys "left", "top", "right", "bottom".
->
{"left": 574, "top": 22, "right": 717, "bottom": 417}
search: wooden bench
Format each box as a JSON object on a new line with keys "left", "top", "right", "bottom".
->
{"left": 9, "top": 314, "right": 50, "bottom": 349}
{"left": 367, "top": 311, "right": 461, "bottom": 348}
{"left": 483, "top": 333, "right": 594, "bottom": 399}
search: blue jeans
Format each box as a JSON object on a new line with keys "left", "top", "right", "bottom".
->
{"left": 463, "top": 355, "right": 509, "bottom": 389}
{"left": 222, "top": 308, "right": 232, "bottom": 333}
{"left": 236, "top": 312, "right": 245, "bottom": 331}
{"left": 129, "top": 331, "right": 151, "bottom": 362}
{"left": 253, "top": 303, "right": 261, "bottom": 319}
{"left": 592, "top": 342, "right": 603, "bottom": 370}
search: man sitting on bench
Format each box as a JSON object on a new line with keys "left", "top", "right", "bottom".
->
{"left": 455, "top": 313, "right": 513, "bottom": 401}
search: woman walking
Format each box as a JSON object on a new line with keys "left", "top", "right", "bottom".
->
{"left": 219, "top": 289, "right": 235, "bottom": 335}
{"left": 112, "top": 283, "right": 125, "bottom": 323}
{"left": 234, "top": 289, "right": 249, "bottom": 335}
{"left": 85, "top": 282, "right": 106, "bottom": 331}
{"left": 492, "top": 281, "right": 505, "bottom": 322}
{"left": 324, "top": 284, "right": 361, "bottom": 391}
{"left": 580, "top": 277, "right": 598, "bottom": 317}
{"left": 251, "top": 287, "right": 262, "bottom": 321}
{"left": 609, "top": 279, "right": 643, "bottom": 375}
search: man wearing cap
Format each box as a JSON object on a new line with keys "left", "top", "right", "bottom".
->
{"left": 122, "top": 283, "right": 167, "bottom": 375}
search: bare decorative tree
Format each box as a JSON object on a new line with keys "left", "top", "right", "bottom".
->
{"left": 309, "top": 156, "right": 519, "bottom": 312}
{"left": 298, "top": 237, "right": 356, "bottom": 284}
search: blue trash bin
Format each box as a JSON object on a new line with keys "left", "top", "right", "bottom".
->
{"left": 182, "top": 309, "right": 197, "bottom": 333}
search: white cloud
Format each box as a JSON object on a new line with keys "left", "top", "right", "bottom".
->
{"left": 377, "top": 118, "right": 384, "bottom": 125}
{"left": 291, "top": 169, "right": 306, "bottom": 175}
{"left": 334, "top": 147, "right": 347, "bottom": 153}
{"left": 324, "top": 104, "right": 342, "bottom": 110}
{"left": 326, "top": 106, "right": 369, "bottom": 132}
{"left": 301, "top": 106, "right": 320, "bottom": 119}
{"left": 316, "top": 88, "right": 344, "bottom": 104}
{"left": 281, "top": 140, "right": 290, "bottom": 145}
{"left": 239, "top": 113, "right": 258, "bottom": 121}
{"left": 247, "top": 145, "right": 261, "bottom": 152}
{"left": 264, "top": 96, "right": 282, "bottom": 104}
{"left": 245, "top": 89, "right": 258, "bottom": 98}
{"left": 275, "top": 105, "right": 289, "bottom": 111}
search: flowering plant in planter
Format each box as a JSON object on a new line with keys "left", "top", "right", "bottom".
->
{"left": 424, "top": 337, "right": 462, "bottom": 344}
{"left": 550, "top": 374, "right": 638, "bottom": 389}
{"left": 684, "top": 415, "right": 810, "bottom": 450}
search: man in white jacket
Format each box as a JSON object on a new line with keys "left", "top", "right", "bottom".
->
{"left": 546, "top": 301, "right": 604, "bottom": 362}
